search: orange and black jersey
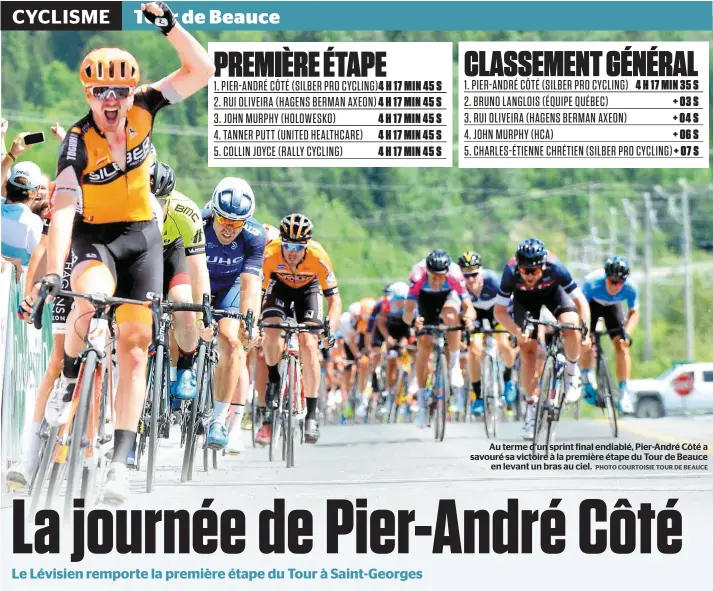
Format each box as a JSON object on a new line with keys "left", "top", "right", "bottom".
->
{"left": 57, "top": 85, "right": 169, "bottom": 224}
{"left": 262, "top": 239, "right": 339, "bottom": 296}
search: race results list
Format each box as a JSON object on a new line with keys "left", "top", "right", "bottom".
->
{"left": 209, "top": 42, "right": 453, "bottom": 168}
{"left": 459, "top": 42, "right": 709, "bottom": 169}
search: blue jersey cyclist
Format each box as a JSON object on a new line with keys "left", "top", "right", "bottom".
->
{"left": 493, "top": 238, "right": 591, "bottom": 440}
{"left": 203, "top": 177, "right": 266, "bottom": 454}
{"left": 580, "top": 256, "right": 639, "bottom": 414}
{"left": 457, "top": 251, "right": 519, "bottom": 416}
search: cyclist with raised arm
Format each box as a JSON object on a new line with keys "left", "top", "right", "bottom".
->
{"left": 259, "top": 214, "right": 342, "bottom": 444}
{"left": 24, "top": 3, "right": 215, "bottom": 504}
{"left": 580, "top": 256, "right": 639, "bottom": 414}
{"left": 493, "top": 239, "right": 591, "bottom": 440}
{"left": 203, "top": 178, "right": 265, "bottom": 453}
{"left": 457, "top": 251, "right": 518, "bottom": 415}
{"left": 402, "top": 250, "right": 476, "bottom": 428}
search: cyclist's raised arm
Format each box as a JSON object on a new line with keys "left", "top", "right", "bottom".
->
{"left": 144, "top": 3, "right": 215, "bottom": 103}
{"left": 570, "top": 288, "right": 591, "bottom": 334}
{"left": 46, "top": 163, "right": 81, "bottom": 280}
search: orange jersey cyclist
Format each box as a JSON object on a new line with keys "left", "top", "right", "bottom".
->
{"left": 259, "top": 213, "right": 342, "bottom": 445}
{"left": 25, "top": 2, "right": 215, "bottom": 505}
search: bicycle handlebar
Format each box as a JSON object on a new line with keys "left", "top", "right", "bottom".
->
{"left": 523, "top": 313, "right": 588, "bottom": 339}
{"left": 259, "top": 319, "right": 333, "bottom": 351}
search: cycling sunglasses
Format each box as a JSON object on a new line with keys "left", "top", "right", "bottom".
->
{"left": 463, "top": 270, "right": 481, "bottom": 278}
{"left": 90, "top": 86, "right": 134, "bottom": 100}
{"left": 214, "top": 212, "right": 246, "bottom": 229}
{"left": 519, "top": 265, "right": 543, "bottom": 276}
{"left": 282, "top": 241, "right": 307, "bottom": 253}
{"left": 607, "top": 277, "right": 625, "bottom": 285}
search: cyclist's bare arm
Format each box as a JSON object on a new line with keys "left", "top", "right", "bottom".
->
{"left": 326, "top": 292, "right": 342, "bottom": 333}
{"left": 494, "top": 303, "right": 521, "bottom": 339}
{"left": 403, "top": 299, "right": 417, "bottom": 326}
{"left": 150, "top": 6, "right": 215, "bottom": 102}
{"left": 186, "top": 254, "right": 211, "bottom": 305}
{"left": 46, "top": 166, "right": 79, "bottom": 279}
{"left": 24, "top": 233, "right": 48, "bottom": 298}
{"left": 570, "top": 288, "right": 591, "bottom": 332}
{"left": 376, "top": 313, "right": 390, "bottom": 341}
{"left": 625, "top": 308, "right": 640, "bottom": 334}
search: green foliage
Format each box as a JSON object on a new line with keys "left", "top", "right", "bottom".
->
{"left": 3, "top": 29, "right": 712, "bottom": 375}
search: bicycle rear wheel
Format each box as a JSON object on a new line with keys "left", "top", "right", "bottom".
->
{"left": 597, "top": 357, "right": 618, "bottom": 438}
{"left": 203, "top": 355, "right": 218, "bottom": 472}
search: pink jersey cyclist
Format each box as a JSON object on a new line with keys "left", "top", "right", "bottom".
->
{"left": 408, "top": 258, "right": 470, "bottom": 326}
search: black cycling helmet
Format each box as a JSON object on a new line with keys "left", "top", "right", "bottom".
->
{"left": 457, "top": 251, "right": 482, "bottom": 270}
{"left": 151, "top": 161, "right": 175, "bottom": 199}
{"left": 426, "top": 249, "right": 451, "bottom": 274}
{"left": 516, "top": 238, "right": 547, "bottom": 267}
{"left": 280, "top": 212, "right": 313, "bottom": 243}
{"left": 604, "top": 255, "right": 631, "bottom": 280}
{"left": 382, "top": 284, "right": 393, "bottom": 296}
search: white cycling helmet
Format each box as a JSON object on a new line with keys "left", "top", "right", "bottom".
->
{"left": 211, "top": 177, "right": 255, "bottom": 221}
{"left": 390, "top": 282, "right": 409, "bottom": 300}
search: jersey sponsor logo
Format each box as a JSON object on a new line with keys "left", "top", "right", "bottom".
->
{"left": 192, "top": 228, "right": 204, "bottom": 245}
{"left": 66, "top": 134, "right": 79, "bottom": 161}
{"left": 230, "top": 242, "right": 238, "bottom": 250}
{"left": 277, "top": 264, "right": 286, "bottom": 270}
{"left": 175, "top": 203, "right": 200, "bottom": 224}
{"left": 87, "top": 162, "right": 121, "bottom": 184}
{"left": 125, "top": 137, "right": 151, "bottom": 169}
{"left": 244, "top": 265, "right": 261, "bottom": 274}
{"left": 304, "top": 310, "right": 314, "bottom": 319}
{"left": 326, "top": 272, "right": 336, "bottom": 284}
{"left": 275, "top": 298, "right": 284, "bottom": 307}
{"left": 243, "top": 224, "right": 260, "bottom": 236}
{"left": 206, "top": 255, "right": 244, "bottom": 266}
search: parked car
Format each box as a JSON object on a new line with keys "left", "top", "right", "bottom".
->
{"left": 630, "top": 363, "right": 713, "bottom": 418}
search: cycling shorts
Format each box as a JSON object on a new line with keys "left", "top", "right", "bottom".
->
{"left": 72, "top": 219, "right": 163, "bottom": 305}
{"left": 417, "top": 290, "right": 460, "bottom": 327}
{"left": 262, "top": 277, "right": 323, "bottom": 324}
{"left": 213, "top": 276, "right": 242, "bottom": 317}
{"left": 162, "top": 237, "right": 190, "bottom": 296}
{"left": 512, "top": 285, "right": 577, "bottom": 328}
{"left": 589, "top": 299, "right": 626, "bottom": 340}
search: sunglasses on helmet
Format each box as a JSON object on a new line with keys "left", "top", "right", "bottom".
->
{"left": 214, "top": 212, "right": 246, "bottom": 229}
{"left": 282, "top": 241, "right": 307, "bottom": 253}
{"left": 89, "top": 86, "right": 134, "bottom": 100}
{"left": 519, "top": 265, "right": 543, "bottom": 276}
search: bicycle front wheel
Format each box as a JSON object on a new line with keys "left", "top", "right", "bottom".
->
{"left": 533, "top": 355, "right": 554, "bottom": 454}
{"left": 598, "top": 358, "right": 618, "bottom": 438}
{"left": 147, "top": 343, "right": 165, "bottom": 493}
{"left": 64, "top": 350, "right": 99, "bottom": 521}
{"left": 435, "top": 353, "right": 448, "bottom": 442}
{"left": 286, "top": 357, "right": 296, "bottom": 468}
{"left": 181, "top": 343, "right": 207, "bottom": 483}
{"left": 482, "top": 356, "right": 494, "bottom": 439}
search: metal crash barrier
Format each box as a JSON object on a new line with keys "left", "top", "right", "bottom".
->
{"left": 0, "top": 263, "right": 53, "bottom": 500}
